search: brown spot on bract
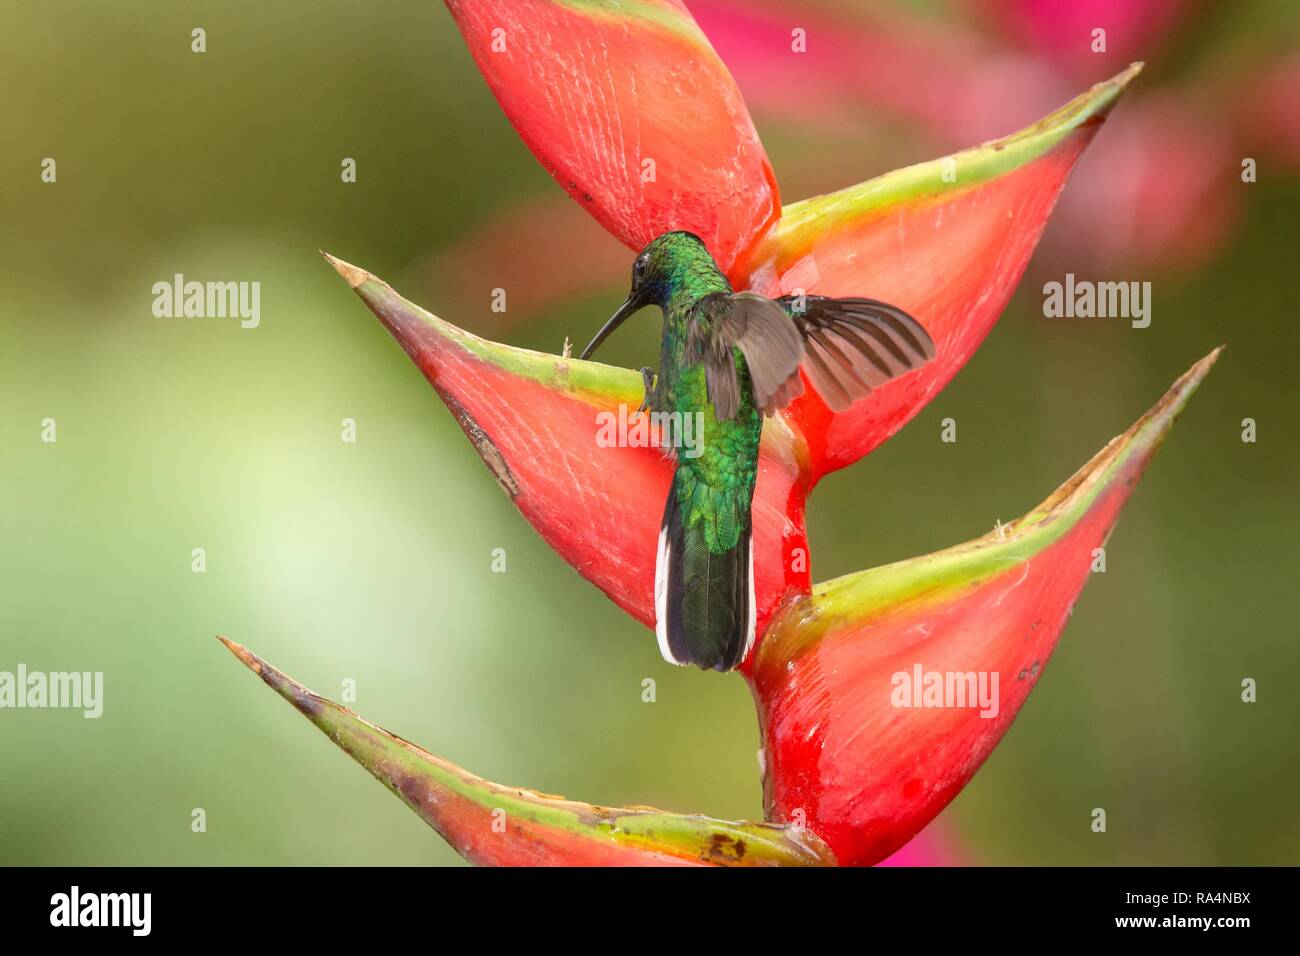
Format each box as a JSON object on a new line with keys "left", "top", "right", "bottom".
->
{"left": 705, "top": 832, "right": 742, "bottom": 863}
{"left": 396, "top": 773, "right": 427, "bottom": 806}
{"left": 440, "top": 393, "right": 520, "bottom": 498}
{"left": 292, "top": 690, "right": 325, "bottom": 717}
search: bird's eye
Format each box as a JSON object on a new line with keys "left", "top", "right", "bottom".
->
{"left": 633, "top": 257, "right": 648, "bottom": 284}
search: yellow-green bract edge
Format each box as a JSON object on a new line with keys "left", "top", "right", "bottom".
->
{"left": 755, "top": 63, "right": 1144, "bottom": 263}
{"left": 765, "top": 348, "right": 1220, "bottom": 660}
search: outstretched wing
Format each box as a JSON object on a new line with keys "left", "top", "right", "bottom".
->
{"left": 777, "top": 295, "right": 935, "bottom": 412}
{"left": 687, "top": 292, "right": 805, "bottom": 420}
{"left": 687, "top": 292, "right": 936, "bottom": 420}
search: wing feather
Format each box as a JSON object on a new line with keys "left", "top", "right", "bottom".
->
{"left": 687, "top": 292, "right": 934, "bottom": 418}
{"left": 688, "top": 292, "right": 804, "bottom": 419}
{"left": 778, "top": 295, "right": 935, "bottom": 410}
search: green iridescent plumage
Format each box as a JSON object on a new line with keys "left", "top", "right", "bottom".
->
{"left": 641, "top": 235, "right": 761, "bottom": 557}
{"left": 581, "top": 231, "right": 935, "bottom": 672}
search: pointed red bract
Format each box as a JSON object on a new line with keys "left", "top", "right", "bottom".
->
{"left": 740, "top": 65, "right": 1141, "bottom": 483}
{"left": 326, "top": 256, "right": 811, "bottom": 643}
{"left": 749, "top": 351, "right": 1219, "bottom": 865}
{"left": 220, "top": 637, "right": 835, "bottom": 866}
{"left": 445, "top": 0, "right": 780, "bottom": 273}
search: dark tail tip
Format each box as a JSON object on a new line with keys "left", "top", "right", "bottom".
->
{"left": 656, "top": 490, "right": 754, "bottom": 673}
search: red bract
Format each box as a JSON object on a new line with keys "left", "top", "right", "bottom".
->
{"left": 750, "top": 351, "right": 1219, "bottom": 865}
{"left": 223, "top": 3, "right": 1221, "bottom": 867}
{"left": 445, "top": 0, "right": 779, "bottom": 274}
{"left": 219, "top": 638, "right": 836, "bottom": 867}
{"left": 736, "top": 87, "right": 1129, "bottom": 480}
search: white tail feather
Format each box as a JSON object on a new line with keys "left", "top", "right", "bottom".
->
{"left": 742, "top": 531, "right": 756, "bottom": 661}
{"left": 654, "top": 524, "right": 685, "bottom": 665}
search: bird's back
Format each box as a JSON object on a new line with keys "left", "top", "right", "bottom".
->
{"left": 655, "top": 288, "right": 763, "bottom": 671}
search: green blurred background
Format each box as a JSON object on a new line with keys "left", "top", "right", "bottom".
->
{"left": 1, "top": 0, "right": 1296, "bottom": 865}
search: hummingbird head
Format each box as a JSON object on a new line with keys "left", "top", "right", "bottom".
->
{"left": 580, "top": 231, "right": 714, "bottom": 361}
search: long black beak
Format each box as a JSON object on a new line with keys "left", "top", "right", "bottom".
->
{"left": 580, "top": 294, "right": 643, "bottom": 361}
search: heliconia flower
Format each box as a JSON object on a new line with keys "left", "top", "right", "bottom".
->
{"left": 222, "top": 2, "right": 1223, "bottom": 866}
{"left": 222, "top": 347, "right": 1218, "bottom": 865}
{"left": 321, "top": 57, "right": 1140, "bottom": 641}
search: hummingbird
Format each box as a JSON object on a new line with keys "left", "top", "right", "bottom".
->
{"left": 581, "top": 231, "right": 935, "bottom": 672}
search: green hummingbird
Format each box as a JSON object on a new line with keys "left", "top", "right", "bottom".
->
{"left": 581, "top": 231, "right": 935, "bottom": 672}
